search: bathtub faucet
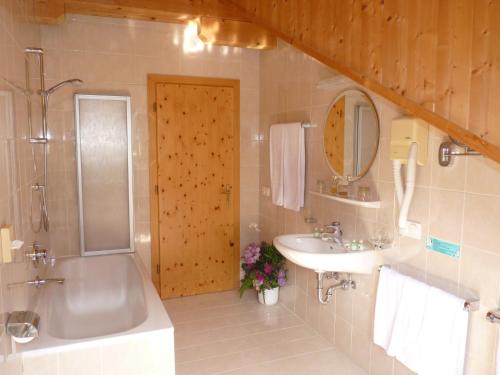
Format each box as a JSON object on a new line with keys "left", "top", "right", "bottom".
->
{"left": 26, "top": 242, "right": 56, "bottom": 267}
{"left": 7, "top": 276, "right": 65, "bottom": 289}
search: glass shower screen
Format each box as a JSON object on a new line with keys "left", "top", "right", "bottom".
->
{"left": 75, "top": 94, "right": 134, "bottom": 255}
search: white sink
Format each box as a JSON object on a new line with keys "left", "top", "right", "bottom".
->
{"left": 273, "top": 234, "right": 379, "bottom": 274}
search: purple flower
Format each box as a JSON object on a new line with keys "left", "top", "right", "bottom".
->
{"left": 242, "top": 243, "right": 261, "bottom": 265}
{"left": 253, "top": 271, "right": 264, "bottom": 287}
{"left": 278, "top": 269, "right": 286, "bottom": 287}
{"left": 264, "top": 263, "right": 273, "bottom": 275}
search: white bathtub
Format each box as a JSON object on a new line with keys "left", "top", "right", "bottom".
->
{"left": 47, "top": 254, "right": 148, "bottom": 340}
{"left": 16, "top": 253, "right": 174, "bottom": 374}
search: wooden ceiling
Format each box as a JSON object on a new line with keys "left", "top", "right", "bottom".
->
{"left": 230, "top": 0, "right": 500, "bottom": 164}
{"left": 30, "top": 0, "right": 500, "bottom": 163}
{"left": 30, "top": 0, "right": 277, "bottom": 49}
{"left": 31, "top": 0, "right": 250, "bottom": 24}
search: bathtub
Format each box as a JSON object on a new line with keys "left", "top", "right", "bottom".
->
{"left": 15, "top": 254, "right": 175, "bottom": 374}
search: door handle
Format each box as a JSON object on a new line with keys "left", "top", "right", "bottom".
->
{"left": 220, "top": 185, "right": 232, "bottom": 207}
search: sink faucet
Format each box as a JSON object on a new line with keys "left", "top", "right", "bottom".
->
{"left": 321, "top": 221, "right": 343, "bottom": 245}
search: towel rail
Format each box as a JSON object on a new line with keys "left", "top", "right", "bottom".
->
{"left": 377, "top": 265, "right": 479, "bottom": 312}
{"left": 486, "top": 310, "right": 500, "bottom": 324}
{"left": 301, "top": 122, "right": 317, "bottom": 128}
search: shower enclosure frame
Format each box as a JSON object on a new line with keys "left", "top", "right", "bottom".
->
{"left": 74, "top": 94, "right": 135, "bottom": 256}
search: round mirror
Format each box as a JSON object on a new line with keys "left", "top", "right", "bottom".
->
{"left": 323, "top": 89, "right": 380, "bottom": 181}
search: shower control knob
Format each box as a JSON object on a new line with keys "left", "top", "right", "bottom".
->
{"left": 26, "top": 242, "right": 51, "bottom": 268}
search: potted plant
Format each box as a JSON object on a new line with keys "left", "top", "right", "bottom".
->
{"left": 239, "top": 242, "right": 287, "bottom": 305}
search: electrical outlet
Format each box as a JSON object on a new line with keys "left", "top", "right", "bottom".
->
{"left": 399, "top": 221, "right": 422, "bottom": 239}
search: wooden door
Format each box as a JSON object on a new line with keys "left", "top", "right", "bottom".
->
{"left": 148, "top": 75, "right": 240, "bottom": 299}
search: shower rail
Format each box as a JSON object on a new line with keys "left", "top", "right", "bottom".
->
{"left": 22, "top": 47, "right": 83, "bottom": 232}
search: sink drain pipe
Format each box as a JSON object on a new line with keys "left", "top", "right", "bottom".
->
{"left": 316, "top": 272, "right": 356, "bottom": 305}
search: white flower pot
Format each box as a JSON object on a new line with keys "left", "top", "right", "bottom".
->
{"left": 257, "top": 287, "right": 279, "bottom": 305}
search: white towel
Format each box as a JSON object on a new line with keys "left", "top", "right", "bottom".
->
{"left": 418, "top": 287, "right": 469, "bottom": 375}
{"left": 270, "top": 124, "right": 285, "bottom": 206}
{"left": 373, "top": 266, "right": 407, "bottom": 351}
{"left": 269, "top": 123, "right": 305, "bottom": 212}
{"left": 387, "top": 276, "right": 430, "bottom": 372}
{"left": 496, "top": 330, "right": 500, "bottom": 375}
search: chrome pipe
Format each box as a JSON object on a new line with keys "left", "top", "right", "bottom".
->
{"left": 38, "top": 52, "right": 48, "bottom": 141}
{"left": 24, "top": 47, "right": 44, "bottom": 54}
{"left": 42, "top": 79, "right": 83, "bottom": 96}
{"left": 316, "top": 272, "right": 356, "bottom": 305}
{"left": 28, "top": 137, "right": 48, "bottom": 144}
{"left": 7, "top": 276, "right": 64, "bottom": 288}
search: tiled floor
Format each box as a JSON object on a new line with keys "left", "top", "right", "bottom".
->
{"left": 163, "top": 290, "right": 366, "bottom": 375}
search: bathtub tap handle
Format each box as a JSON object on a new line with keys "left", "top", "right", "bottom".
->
{"left": 25, "top": 242, "right": 52, "bottom": 267}
{"left": 48, "top": 256, "right": 56, "bottom": 267}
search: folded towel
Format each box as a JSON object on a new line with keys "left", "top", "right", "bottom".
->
{"left": 269, "top": 123, "right": 305, "bottom": 212}
{"left": 373, "top": 266, "right": 406, "bottom": 351}
{"left": 270, "top": 124, "right": 285, "bottom": 207}
{"left": 387, "top": 276, "right": 430, "bottom": 372}
{"left": 418, "top": 287, "right": 469, "bottom": 375}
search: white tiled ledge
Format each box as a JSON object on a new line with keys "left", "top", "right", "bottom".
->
{"left": 309, "top": 191, "right": 381, "bottom": 208}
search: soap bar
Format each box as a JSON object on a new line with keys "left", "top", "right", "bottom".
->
{"left": 0, "top": 225, "right": 13, "bottom": 263}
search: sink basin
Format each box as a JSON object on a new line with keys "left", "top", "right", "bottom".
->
{"left": 273, "top": 234, "right": 379, "bottom": 274}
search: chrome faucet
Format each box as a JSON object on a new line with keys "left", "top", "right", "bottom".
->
{"left": 321, "top": 221, "right": 343, "bottom": 245}
{"left": 7, "top": 276, "right": 64, "bottom": 289}
{"left": 26, "top": 242, "right": 55, "bottom": 267}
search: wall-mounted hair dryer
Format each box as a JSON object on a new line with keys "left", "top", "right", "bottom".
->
{"left": 390, "top": 117, "right": 429, "bottom": 239}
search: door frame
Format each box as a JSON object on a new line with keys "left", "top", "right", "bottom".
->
{"left": 147, "top": 74, "right": 240, "bottom": 294}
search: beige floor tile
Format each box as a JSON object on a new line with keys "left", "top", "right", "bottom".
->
{"left": 167, "top": 291, "right": 367, "bottom": 375}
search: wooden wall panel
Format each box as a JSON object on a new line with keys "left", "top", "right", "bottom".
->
{"left": 233, "top": 0, "right": 500, "bottom": 163}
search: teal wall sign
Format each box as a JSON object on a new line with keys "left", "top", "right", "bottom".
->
{"left": 426, "top": 237, "right": 460, "bottom": 258}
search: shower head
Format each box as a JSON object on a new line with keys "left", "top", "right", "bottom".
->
{"left": 43, "top": 79, "right": 84, "bottom": 96}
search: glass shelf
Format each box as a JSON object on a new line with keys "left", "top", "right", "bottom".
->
{"left": 309, "top": 191, "right": 381, "bottom": 208}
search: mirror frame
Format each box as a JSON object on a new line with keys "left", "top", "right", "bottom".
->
{"left": 322, "top": 87, "right": 380, "bottom": 182}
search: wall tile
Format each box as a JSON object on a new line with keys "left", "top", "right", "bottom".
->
{"left": 428, "top": 189, "right": 464, "bottom": 243}
{"left": 462, "top": 194, "right": 500, "bottom": 254}
{"left": 262, "top": 40, "right": 500, "bottom": 375}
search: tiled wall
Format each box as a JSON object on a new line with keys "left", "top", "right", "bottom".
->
{"left": 38, "top": 14, "right": 261, "bottom": 270}
{"left": 260, "top": 41, "right": 500, "bottom": 375}
{"left": 0, "top": 10, "right": 260, "bottom": 372}
{"left": 0, "top": 0, "right": 45, "bottom": 372}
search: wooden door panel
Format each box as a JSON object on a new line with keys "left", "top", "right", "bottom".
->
{"left": 152, "top": 77, "right": 239, "bottom": 299}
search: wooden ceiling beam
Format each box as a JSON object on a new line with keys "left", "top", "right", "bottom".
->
{"left": 30, "top": 0, "right": 251, "bottom": 25}
{"left": 197, "top": 16, "right": 277, "bottom": 50}
{"left": 29, "top": 0, "right": 275, "bottom": 50}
